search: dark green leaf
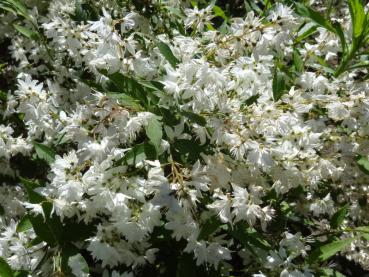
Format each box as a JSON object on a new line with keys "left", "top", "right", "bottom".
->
{"left": 173, "top": 139, "right": 204, "bottom": 163}
{"left": 26, "top": 236, "right": 43, "bottom": 248}
{"left": 0, "top": 90, "right": 7, "bottom": 102}
{"left": 242, "top": 94, "right": 259, "bottom": 107}
{"left": 16, "top": 215, "right": 33, "bottom": 233}
{"left": 114, "top": 142, "right": 157, "bottom": 166}
{"left": 330, "top": 204, "right": 349, "bottom": 229}
{"left": 28, "top": 202, "right": 63, "bottom": 246}
{"left": 180, "top": 111, "right": 207, "bottom": 126}
{"left": 229, "top": 223, "right": 271, "bottom": 253}
{"left": 0, "top": 257, "right": 13, "bottom": 277}
{"left": 295, "top": 3, "right": 335, "bottom": 33}
{"left": 19, "top": 177, "right": 45, "bottom": 204}
{"left": 198, "top": 215, "right": 223, "bottom": 240}
{"left": 106, "top": 93, "right": 142, "bottom": 110}
{"left": 272, "top": 70, "right": 287, "bottom": 101}
{"left": 33, "top": 142, "right": 56, "bottom": 164}
{"left": 146, "top": 117, "right": 163, "bottom": 151}
{"left": 308, "top": 238, "right": 354, "bottom": 263}
{"left": 318, "top": 268, "right": 346, "bottom": 277}
{"left": 157, "top": 41, "right": 180, "bottom": 68}
{"left": 14, "top": 270, "right": 28, "bottom": 277}
{"left": 293, "top": 49, "right": 304, "bottom": 72}
{"left": 332, "top": 22, "right": 347, "bottom": 54}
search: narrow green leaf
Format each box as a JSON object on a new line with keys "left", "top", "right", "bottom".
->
{"left": 295, "top": 3, "right": 335, "bottom": 33}
{"left": 33, "top": 142, "right": 56, "bottom": 164}
{"left": 330, "top": 204, "right": 349, "bottom": 229}
{"left": 198, "top": 215, "right": 223, "bottom": 240}
{"left": 19, "top": 177, "right": 45, "bottom": 204}
{"left": 348, "top": 0, "right": 366, "bottom": 39}
{"left": 0, "top": 257, "right": 13, "bottom": 277}
{"left": 28, "top": 202, "right": 63, "bottom": 246}
{"left": 13, "top": 270, "right": 28, "bottom": 277}
{"left": 157, "top": 41, "right": 180, "bottom": 68}
{"left": 213, "top": 5, "right": 227, "bottom": 21}
{"left": 114, "top": 142, "right": 156, "bottom": 166}
{"left": 26, "top": 236, "right": 43, "bottom": 248}
{"left": 332, "top": 22, "right": 347, "bottom": 54}
{"left": 308, "top": 237, "right": 354, "bottom": 263}
{"left": 361, "top": 233, "right": 369, "bottom": 241}
{"left": 106, "top": 93, "right": 142, "bottom": 110}
{"left": 293, "top": 49, "right": 304, "bottom": 72}
{"left": 241, "top": 94, "right": 260, "bottom": 107}
{"left": 146, "top": 117, "right": 163, "bottom": 150}
{"left": 295, "top": 24, "right": 318, "bottom": 44}
{"left": 356, "top": 155, "right": 369, "bottom": 174}
{"left": 272, "top": 70, "right": 287, "bottom": 101}
{"left": 319, "top": 268, "right": 346, "bottom": 277}
{"left": 13, "top": 24, "right": 39, "bottom": 40}
{"left": 180, "top": 111, "right": 207, "bottom": 126}
{"left": 0, "top": 90, "right": 7, "bottom": 102}
{"left": 16, "top": 215, "right": 33, "bottom": 232}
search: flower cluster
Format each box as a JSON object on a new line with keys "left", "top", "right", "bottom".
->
{"left": 0, "top": 0, "right": 369, "bottom": 276}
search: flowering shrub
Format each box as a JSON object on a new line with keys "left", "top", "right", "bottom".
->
{"left": 0, "top": 0, "right": 369, "bottom": 276}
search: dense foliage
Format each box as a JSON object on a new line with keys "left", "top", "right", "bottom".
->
{"left": 0, "top": 0, "right": 369, "bottom": 276}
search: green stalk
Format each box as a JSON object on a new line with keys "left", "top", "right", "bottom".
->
{"left": 334, "top": 39, "right": 360, "bottom": 77}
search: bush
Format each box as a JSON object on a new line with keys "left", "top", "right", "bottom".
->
{"left": 0, "top": 0, "right": 368, "bottom": 276}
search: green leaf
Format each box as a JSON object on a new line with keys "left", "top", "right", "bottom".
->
{"left": 356, "top": 226, "right": 369, "bottom": 241}
{"left": 330, "top": 204, "right": 349, "bottom": 229}
{"left": 99, "top": 70, "right": 153, "bottom": 107}
{"left": 173, "top": 139, "right": 204, "bottom": 163}
{"left": 356, "top": 155, "right": 369, "bottom": 174}
{"left": 0, "top": 0, "right": 29, "bottom": 20}
{"left": 28, "top": 202, "right": 63, "bottom": 246}
{"left": 146, "top": 117, "right": 163, "bottom": 151}
{"left": 295, "top": 23, "right": 318, "bottom": 44}
{"left": 308, "top": 237, "right": 354, "bottom": 263}
{"left": 176, "top": 253, "right": 197, "bottom": 277}
{"left": 230, "top": 223, "right": 271, "bottom": 253}
{"left": 106, "top": 93, "right": 142, "bottom": 110}
{"left": 19, "top": 177, "right": 45, "bottom": 204}
{"left": 318, "top": 268, "right": 346, "bottom": 277}
{"left": 362, "top": 233, "right": 369, "bottom": 241}
{"left": 295, "top": 3, "right": 335, "bottom": 33}
{"left": 0, "top": 257, "right": 13, "bottom": 277}
{"left": 114, "top": 142, "right": 156, "bottom": 166}
{"left": 33, "top": 142, "right": 56, "bottom": 164}
{"left": 213, "top": 5, "right": 227, "bottom": 21}
{"left": 180, "top": 111, "right": 207, "bottom": 126}
{"left": 348, "top": 0, "right": 366, "bottom": 39}
{"left": 0, "top": 90, "right": 7, "bottom": 102}
{"left": 13, "top": 270, "right": 28, "bottom": 277}
{"left": 198, "top": 215, "right": 223, "bottom": 240}
{"left": 16, "top": 215, "right": 33, "bottom": 232}
{"left": 157, "top": 41, "right": 180, "bottom": 68}
{"left": 293, "top": 49, "right": 304, "bottom": 72}
{"left": 241, "top": 94, "right": 259, "bottom": 107}
{"left": 26, "top": 236, "right": 43, "bottom": 248}
{"left": 332, "top": 22, "right": 347, "bottom": 54}
{"left": 13, "top": 24, "right": 39, "bottom": 40}
{"left": 272, "top": 70, "right": 287, "bottom": 101}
